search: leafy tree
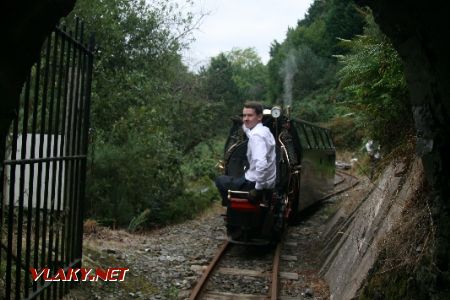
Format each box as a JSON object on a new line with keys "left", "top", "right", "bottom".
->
{"left": 287, "top": 19, "right": 328, "bottom": 57}
{"left": 323, "top": 0, "right": 365, "bottom": 56}
{"left": 279, "top": 46, "right": 327, "bottom": 104}
{"left": 267, "top": 0, "right": 364, "bottom": 117}
{"left": 69, "top": 0, "right": 219, "bottom": 227}
{"left": 69, "top": 0, "right": 193, "bottom": 134}
{"left": 201, "top": 48, "right": 270, "bottom": 124}
{"left": 267, "top": 41, "right": 285, "bottom": 103}
{"left": 168, "top": 72, "right": 224, "bottom": 154}
{"left": 201, "top": 53, "right": 240, "bottom": 125}
{"left": 298, "top": 0, "right": 327, "bottom": 27}
{"left": 225, "top": 48, "right": 268, "bottom": 101}
{"left": 204, "top": 53, "right": 239, "bottom": 105}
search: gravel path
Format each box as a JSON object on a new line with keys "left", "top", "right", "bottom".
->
{"left": 65, "top": 205, "right": 227, "bottom": 300}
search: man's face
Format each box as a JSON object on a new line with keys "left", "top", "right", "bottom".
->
{"left": 242, "top": 107, "right": 262, "bottom": 130}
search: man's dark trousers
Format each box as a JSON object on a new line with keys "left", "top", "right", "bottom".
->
{"left": 215, "top": 175, "right": 255, "bottom": 206}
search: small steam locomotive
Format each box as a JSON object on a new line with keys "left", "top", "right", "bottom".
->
{"left": 219, "top": 106, "right": 335, "bottom": 245}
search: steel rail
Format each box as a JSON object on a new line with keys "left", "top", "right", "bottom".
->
{"left": 335, "top": 170, "right": 360, "bottom": 192}
{"left": 189, "top": 238, "right": 284, "bottom": 300}
{"left": 334, "top": 173, "right": 345, "bottom": 186}
{"left": 320, "top": 170, "right": 360, "bottom": 201}
{"left": 270, "top": 241, "right": 282, "bottom": 300}
{"left": 189, "top": 240, "right": 230, "bottom": 300}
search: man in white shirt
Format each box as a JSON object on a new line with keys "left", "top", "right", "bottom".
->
{"left": 215, "top": 101, "right": 276, "bottom": 205}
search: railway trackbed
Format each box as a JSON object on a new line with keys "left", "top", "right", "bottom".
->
{"left": 189, "top": 171, "right": 359, "bottom": 300}
{"left": 189, "top": 236, "right": 292, "bottom": 300}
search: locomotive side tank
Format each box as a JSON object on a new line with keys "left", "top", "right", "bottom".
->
{"left": 219, "top": 106, "right": 335, "bottom": 244}
{"left": 290, "top": 119, "right": 335, "bottom": 212}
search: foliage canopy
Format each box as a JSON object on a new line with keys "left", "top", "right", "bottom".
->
{"left": 73, "top": 0, "right": 413, "bottom": 228}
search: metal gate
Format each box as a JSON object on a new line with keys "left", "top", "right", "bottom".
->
{"left": 0, "top": 18, "right": 94, "bottom": 299}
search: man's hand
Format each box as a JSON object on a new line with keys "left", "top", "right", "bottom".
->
{"left": 248, "top": 189, "right": 263, "bottom": 203}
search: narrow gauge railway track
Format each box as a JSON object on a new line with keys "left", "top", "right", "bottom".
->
{"left": 323, "top": 170, "right": 360, "bottom": 200}
{"left": 189, "top": 239, "right": 283, "bottom": 300}
{"left": 189, "top": 172, "right": 358, "bottom": 299}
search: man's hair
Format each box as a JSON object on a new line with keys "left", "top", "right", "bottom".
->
{"left": 243, "top": 101, "right": 263, "bottom": 115}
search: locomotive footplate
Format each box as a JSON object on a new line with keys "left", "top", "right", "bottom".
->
{"left": 226, "top": 190, "right": 284, "bottom": 245}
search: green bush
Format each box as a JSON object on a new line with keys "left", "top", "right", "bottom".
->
{"left": 181, "top": 138, "right": 224, "bottom": 181}
{"left": 293, "top": 86, "right": 337, "bottom": 123}
{"left": 327, "top": 115, "right": 365, "bottom": 149}
{"left": 85, "top": 108, "right": 225, "bottom": 228}
{"left": 128, "top": 209, "right": 151, "bottom": 233}
{"left": 336, "top": 10, "right": 413, "bottom": 150}
{"left": 161, "top": 177, "right": 220, "bottom": 223}
{"left": 86, "top": 107, "right": 184, "bottom": 227}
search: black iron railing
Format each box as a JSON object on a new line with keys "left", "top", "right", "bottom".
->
{"left": 0, "top": 18, "right": 94, "bottom": 299}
